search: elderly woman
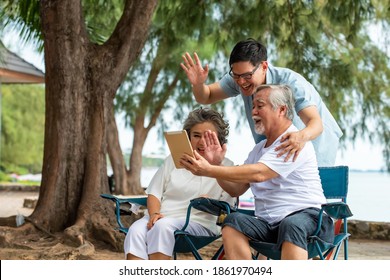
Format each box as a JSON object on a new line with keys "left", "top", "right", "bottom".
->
{"left": 124, "top": 107, "right": 234, "bottom": 260}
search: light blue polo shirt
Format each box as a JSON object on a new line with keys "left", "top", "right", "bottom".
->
{"left": 219, "top": 63, "right": 343, "bottom": 166}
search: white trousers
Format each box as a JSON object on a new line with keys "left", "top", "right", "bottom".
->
{"left": 124, "top": 215, "right": 214, "bottom": 259}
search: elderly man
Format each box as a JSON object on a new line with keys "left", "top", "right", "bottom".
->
{"left": 180, "top": 84, "right": 334, "bottom": 260}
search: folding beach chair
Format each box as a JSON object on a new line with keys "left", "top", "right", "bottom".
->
{"left": 173, "top": 197, "right": 233, "bottom": 260}
{"left": 100, "top": 194, "right": 233, "bottom": 260}
{"left": 248, "top": 166, "right": 353, "bottom": 260}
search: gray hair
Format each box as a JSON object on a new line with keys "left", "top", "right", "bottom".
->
{"left": 183, "top": 107, "right": 229, "bottom": 145}
{"left": 254, "top": 85, "right": 295, "bottom": 120}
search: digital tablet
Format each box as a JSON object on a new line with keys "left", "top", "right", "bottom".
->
{"left": 164, "top": 130, "right": 194, "bottom": 169}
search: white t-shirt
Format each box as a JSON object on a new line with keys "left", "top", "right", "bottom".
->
{"left": 147, "top": 156, "right": 235, "bottom": 234}
{"left": 245, "top": 125, "right": 326, "bottom": 224}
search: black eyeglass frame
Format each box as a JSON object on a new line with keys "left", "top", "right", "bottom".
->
{"left": 229, "top": 63, "right": 261, "bottom": 80}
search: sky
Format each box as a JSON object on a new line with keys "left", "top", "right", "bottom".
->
{"left": 1, "top": 33, "right": 387, "bottom": 171}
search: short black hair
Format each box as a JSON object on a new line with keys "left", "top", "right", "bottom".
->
{"left": 229, "top": 38, "right": 267, "bottom": 67}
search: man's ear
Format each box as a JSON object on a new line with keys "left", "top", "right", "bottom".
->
{"left": 261, "top": 61, "right": 268, "bottom": 71}
{"left": 279, "top": 105, "right": 287, "bottom": 117}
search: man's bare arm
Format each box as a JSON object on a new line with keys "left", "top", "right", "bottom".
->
{"left": 216, "top": 178, "right": 250, "bottom": 198}
{"left": 181, "top": 151, "right": 278, "bottom": 196}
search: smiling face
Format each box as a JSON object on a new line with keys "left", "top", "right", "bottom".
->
{"left": 252, "top": 88, "right": 278, "bottom": 136}
{"left": 188, "top": 121, "right": 219, "bottom": 156}
{"left": 230, "top": 61, "right": 267, "bottom": 96}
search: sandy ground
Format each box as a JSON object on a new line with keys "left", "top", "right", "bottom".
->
{"left": 0, "top": 191, "right": 38, "bottom": 217}
{"left": 1, "top": 190, "right": 390, "bottom": 260}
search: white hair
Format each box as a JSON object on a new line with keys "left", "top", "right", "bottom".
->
{"left": 254, "top": 84, "right": 295, "bottom": 120}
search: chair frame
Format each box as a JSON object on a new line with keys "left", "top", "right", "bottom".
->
{"left": 173, "top": 197, "right": 232, "bottom": 260}
{"left": 101, "top": 194, "right": 232, "bottom": 260}
{"left": 100, "top": 194, "right": 147, "bottom": 235}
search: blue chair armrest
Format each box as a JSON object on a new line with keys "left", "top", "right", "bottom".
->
{"left": 100, "top": 193, "right": 147, "bottom": 206}
{"left": 190, "top": 197, "right": 233, "bottom": 216}
{"left": 322, "top": 202, "right": 353, "bottom": 219}
{"left": 180, "top": 197, "right": 234, "bottom": 232}
{"left": 100, "top": 194, "right": 147, "bottom": 233}
{"left": 312, "top": 202, "right": 353, "bottom": 237}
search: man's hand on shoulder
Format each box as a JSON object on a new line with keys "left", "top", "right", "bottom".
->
{"left": 275, "top": 130, "right": 306, "bottom": 162}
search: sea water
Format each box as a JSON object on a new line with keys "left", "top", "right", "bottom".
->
{"left": 346, "top": 171, "right": 390, "bottom": 222}
{"left": 141, "top": 168, "right": 390, "bottom": 223}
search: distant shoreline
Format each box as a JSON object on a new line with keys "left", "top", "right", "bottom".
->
{"left": 350, "top": 169, "right": 389, "bottom": 173}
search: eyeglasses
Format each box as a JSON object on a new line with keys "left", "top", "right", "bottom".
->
{"left": 229, "top": 63, "right": 261, "bottom": 80}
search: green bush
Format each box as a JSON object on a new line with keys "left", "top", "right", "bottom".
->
{"left": 0, "top": 171, "right": 11, "bottom": 182}
{"left": 0, "top": 84, "right": 45, "bottom": 174}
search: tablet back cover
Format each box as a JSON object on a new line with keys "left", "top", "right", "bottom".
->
{"left": 164, "top": 130, "right": 194, "bottom": 168}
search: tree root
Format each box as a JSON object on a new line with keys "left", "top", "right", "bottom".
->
{"left": 24, "top": 217, "right": 57, "bottom": 238}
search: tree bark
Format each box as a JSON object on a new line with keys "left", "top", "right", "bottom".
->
{"left": 25, "top": 0, "right": 157, "bottom": 248}
{"left": 106, "top": 105, "right": 127, "bottom": 195}
{"left": 123, "top": 74, "right": 180, "bottom": 194}
{"left": 125, "top": 115, "right": 148, "bottom": 194}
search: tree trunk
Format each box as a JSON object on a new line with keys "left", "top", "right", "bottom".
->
{"left": 24, "top": 0, "right": 157, "bottom": 249}
{"left": 125, "top": 116, "right": 148, "bottom": 194}
{"left": 123, "top": 70, "right": 180, "bottom": 194}
{"left": 106, "top": 105, "right": 127, "bottom": 194}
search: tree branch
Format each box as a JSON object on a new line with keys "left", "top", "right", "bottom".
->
{"left": 100, "top": 0, "right": 158, "bottom": 88}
